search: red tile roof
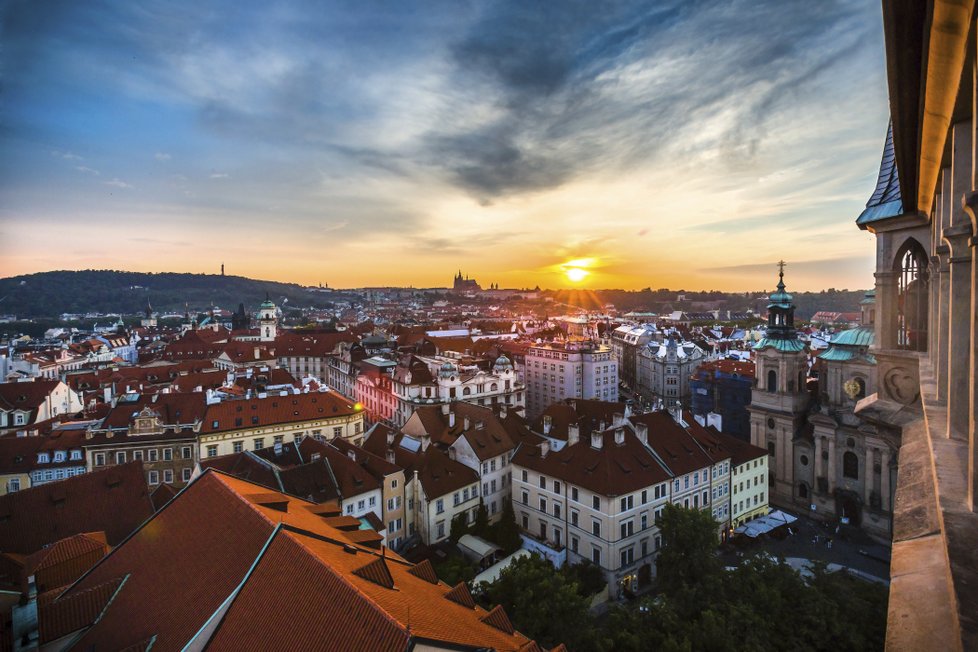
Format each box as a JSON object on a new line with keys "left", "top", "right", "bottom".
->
{"left": 46, "top": 470, "right": 542, "bottom": 651}
{"left": 202, "top": 390, "right": 360, "bottom": 433}
{"left": 0, "top": 462, "right": 153, "bottom": 553}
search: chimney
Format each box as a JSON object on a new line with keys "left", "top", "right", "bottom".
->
{"left": 543, "top": 415, "right": 552, "bottom": 435}
{"left": 612, "top": 412, "right": 624, "bottom": 427}
{"left": 591, "top": 432, "right": 603, "bottom": 450}
{"left": 348, "top": 449, "right": 357, "bottom": 461}
{"left": 441, "top": 402, "right": 450, "bottom": 415}
{"left": 449, "top": 412, "right": 456, "bottom": 428}
{"left": 103, "top": 385, "right": 112, "bottom": 405}
{"left": 568, "top": 423, "right": 580, "bottom": 446}
{"left": 386, "top": 449, "right": 396, "bottom": 465}
{"left": 540, "top": 440, "right": 550, "bottom": 458}
{"left": 667, "top": 402, "right": 681, "bottom": 423}
{"left": 386, "top": 429, "right": 395, "bottom": 446}
{"left": 614, "top": 428, "right": 625, "bottom": 446}
{"left": 254, "top": 347, "right": 260, "bottom": 359}
{"left": 635, "top": 422, "right": 648, "bottom": 446}
{"left": 476, "top": 420, "right": 485, "bottom": 430}
{"left": 499, "top": 403, "right": 508, "bottom": 419}
{"left": 463, "top": 416, "right": 470, "bottom": 430}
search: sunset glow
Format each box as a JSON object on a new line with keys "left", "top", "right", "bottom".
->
{"left": 0, "top": 2, "right": 886, "bottom": 291}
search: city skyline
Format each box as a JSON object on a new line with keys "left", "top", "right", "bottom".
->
{"left": 1, "top": 1, "right": 887, "bottom": 291}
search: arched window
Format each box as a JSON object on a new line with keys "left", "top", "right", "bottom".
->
{"left": 894, "top": 240, "right": 928, "bottom": 351}
{"left": 490, "top": 383, "right": 498, "bottom": 392}
{"left": 798, "top": 483, "right": 808, "bottom": 499}
{"left": 462, "top": 387, "right": 471, "bottom": 396}
{"left": 767, "top": 369, "right": 777, "bottom": 392}
{"left": 843, "top": 451, "right": 858, "bottom": 479}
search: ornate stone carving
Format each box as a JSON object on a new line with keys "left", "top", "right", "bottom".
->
{"left": 882, "top": 366, "right": 919, "bottom": 405}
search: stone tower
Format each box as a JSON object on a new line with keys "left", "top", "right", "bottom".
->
{"left": 258, "top": 295, "right": 278, "bottom": 342}
{"left": 748, "top": 262, "right": 810, "bottom": 506}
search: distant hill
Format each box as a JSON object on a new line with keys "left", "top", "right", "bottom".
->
{"left": 0, "top": 270, "right": 342, "bottom": 318}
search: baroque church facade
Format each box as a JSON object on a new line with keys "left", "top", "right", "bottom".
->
{"left": 749, "top": 267, "right": 895, "bottom": 540}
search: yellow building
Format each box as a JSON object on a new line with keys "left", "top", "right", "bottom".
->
{"left": 199, "top": 390, "right": 365, "bottom": 459}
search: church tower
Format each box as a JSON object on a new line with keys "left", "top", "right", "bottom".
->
{"left": 748, "top": 262, "right": 810, "bottom": 506}
{"left": 258, "top": 295, "right": 278, "bottom": 342}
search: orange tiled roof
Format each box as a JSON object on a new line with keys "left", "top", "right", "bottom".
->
{"left": 46, "top": 470, "right": 541, "bottom": 651}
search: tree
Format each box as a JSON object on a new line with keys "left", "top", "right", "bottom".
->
{"left": 433, "top": 554, "right": 476, "bottom": 586}
{"left": 489, "top": 500, "right": 523, "bottom": 554}
{"left": 482, "top": 553, "right": 596, "bottom": 650}
{"left": 449, "top": 512, "right": 469, "bottom": 543}
{"left": 655, "top": 503, "right": 721, "bottom": 599}
{"left": 561, "top": 560, "right": 605, "bottom": 598}
{"left": 472, "top": 502, "right": 490, "bottom": 539}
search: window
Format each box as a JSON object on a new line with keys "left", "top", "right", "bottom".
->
{"left": 554, "top": 504, "right": 561, "bottom": 519}
{"left": 346, "top": 504, "right": 354, "bottom": 514}
{"left": 182, "top": 468, "right": 192, "bottom": 482}
{"left": 206, "top": 445, "right": 217, "bottom": 458}
{"left": 592, "top": 495, "right": 600, "bottom": 510}
{"left": 133, "top": 450, "right": 144, "bottom": 461}
{"left": 895, "top": 240, "right": 928, "bottom": 351}
{"left": 641, "top": 489, "right": 647, "bottom": 504}
{"left": 253, "top": 438, "right": 264, "bottom": 451}
{"left": 591, "top": 546, "right": 601, "bottom": 564}
{"left": 392, "top": 479, "right": 398, "bottom": 489}
{"left": 571, "top": 486, "right": 579, "bottom": 502}
{"left": 521, "top": 469, "right": 528, "bottom": 482}
{"left": 843, "top": 451, "right": 859, "bottom": 479}
{"left": 522, "top": 490, "right": 529, "bottom": 504}
{"left": 767, "top": 369, "right": 777, "bottom": 392}
{"left": 233, "top": 441, "right": 243, "bottom": 453}
{"left": 163, "top": 469, "right": 173, "bottom": 483}
{"left": 591, "top": 519, "right": 600, "bottom": 537}
{"left": 70, "top": 450, "right": 82, "bottom": 461}
{"left": 539, "top": 497, "right": 547, "bottom": 512}
{"left": 333, "top": 426, "right": 343, "bottom": 438}
{"left": 571, "top": 536, "right": 579, "bottom": 552}
{"left": 522, "top": 513, "right": 529, "bottom": 528}
{"left": 539, "top": 476, "right": 546, "bottom": 489}
{"left": 436, "top": 499, "right": 444, "bottom": 514}
{"left": 571, "top": 509, "right": 579, "bottom": 526}
{"left": 553, "top": 480, "right": 560, "bottom": 493}
{"left": 436, "top": 521, "right": 445, "bottom": 539}
{"left": 7, "top": 479, "right": 20, "bottom": 493}
{"left": 182, "top": 446, "right": 192, "bottom": 459}
{"left": 641, "top": 513, "right": 648, "bottom": 530}
{"left": 620, "top": 547, "right": 634, "bottom": 567}
{"left": 115, "top": 451, "right": 126, "bottom": 464}
{"left": 53, "top": 451, "right": 66, "bottom": 463}
{"left": 163, "top": 448, "right": 173, "bottom": 461}
{"left": 768, "top": 442, "right": 775, "bottom": 457}
{"left": 148, "top": 470, "right": 159, "bottom": 485}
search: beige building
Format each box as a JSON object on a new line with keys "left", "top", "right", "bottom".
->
{"left": 524, "top": 342, "right": 617, "bottom": 420}
{"left": 198, "top": 389, "right": 365, "bottom": 459}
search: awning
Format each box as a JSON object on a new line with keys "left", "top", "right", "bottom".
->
{"left": 733, "top": 510, "right": 798, "bottom": 538}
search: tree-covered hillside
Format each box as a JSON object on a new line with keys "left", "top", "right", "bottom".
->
{"left": 0, "top": 270, "right": 341, "bottom": 317}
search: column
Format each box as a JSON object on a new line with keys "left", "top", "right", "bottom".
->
{"left": 875, "top": 270, "right": 899, "bottom": 351}
{"left": 947, "top": 121, "right": 973, "bottom": 439}
{"left": 827, "top": 438, "right": 836, "bottom": 493}
{"left": 881, "top": 448, "right": 892, "bottom": 512}
{"left": 814, "top": 436, "right": 823, "bottom": 490}
{"left": 865, "top": 447, "right": 875, "bottom": 507}
{"left": 945, "top": 231, "right": 973, "bottom": 439}
{"left": 935, "top": 250, "right": 951, "bottom": 402}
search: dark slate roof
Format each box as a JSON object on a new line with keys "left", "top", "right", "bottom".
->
{"left": 857, "top": 121, "right": 904, "bottom": 228}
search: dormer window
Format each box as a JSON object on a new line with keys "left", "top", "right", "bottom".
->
{"left": 37, "top": 452, "right": 50, "bottom": 464}
{"left": 70, "top": 450, "right": 82, "bottom": 461}
{"left": 53, "top": 451, "right": 66, "bottom": 463}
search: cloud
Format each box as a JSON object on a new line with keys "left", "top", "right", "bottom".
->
{"left": 210, "top": 173, "right": 230, "bottom": 179}
{"left": 75, "top": 166, "right": 100, "bottom": 176}
{"left": 154, "top": 152, "right": 171, "bottom": 160}
{"left": 104, "top": 178, "right": 132, "bottom": 188}
{"left": 701, "top": 256, "right": 871, "bottom": 275}
{"left": 51, "top": 150, "right": 82, "bottom": 160}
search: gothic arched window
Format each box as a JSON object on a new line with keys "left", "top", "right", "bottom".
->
{"left": 767, "top": 369, "right": 777, "bottom": 392}
{"left": 894, "top": 240, "right": 928, "bottom": 351}
{"left": 843, "top": 451, "right": 859, "bottom": 479}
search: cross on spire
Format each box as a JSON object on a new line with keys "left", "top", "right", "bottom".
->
{"left": 777, "top": 260, "right": 786, "bottom": 278}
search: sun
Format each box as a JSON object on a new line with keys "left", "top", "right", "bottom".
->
{"left": 565, "top": 267, "right": 588, "bottom": 283}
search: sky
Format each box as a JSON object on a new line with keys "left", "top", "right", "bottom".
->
{"left": 0, "top": 0, "right": 889, "bottom": 292}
